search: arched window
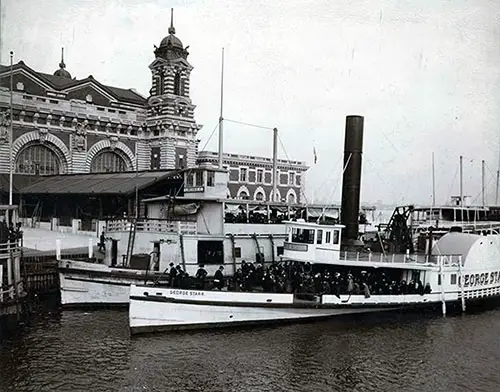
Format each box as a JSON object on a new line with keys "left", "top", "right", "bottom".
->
{"left": 288, "top": 193, "right": 296, "bottom": 204}
{"left": 239, "top": 191, "right": 249, "bottom": 200}
{"left": 91, "top": 150, "right": 128, "bottom": 173}
{"left": 255, "top": 192, "right": 264, "bottom": 201}
{"left": 174, "top": 72, "right": 182, "bottom": 95}
{"left": 15, "top": 144, "right": 61, "bottom": 175}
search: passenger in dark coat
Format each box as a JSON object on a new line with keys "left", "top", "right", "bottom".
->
{"left": 168, "top": 262, "right": 177, "bottom": 287}
{"left": 213, "top": 266, "right": 224, "bottom": 290}
{"left": 98, "top": 232, "right": 106, "bottom": 252}
{"left": 173, "top": 265, "right": 183, "bottom": 288}
{"left": 195, "top": 264, "right": 208, "bottom": 290}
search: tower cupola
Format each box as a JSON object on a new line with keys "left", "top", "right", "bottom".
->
{"left": 155, "top": 9, "right": 189, "bottom": 60}
{"left": 53, "top": 47, "right": 72, "bottom": 79}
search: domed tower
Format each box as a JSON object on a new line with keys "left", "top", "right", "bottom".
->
{"left": 53, "top": 48, "right": 72, "bottom": 79}
{"left": 144, "top": 8, "right": 202, "bottom": 170}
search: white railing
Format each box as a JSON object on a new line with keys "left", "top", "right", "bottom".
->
{"left": 284, "top": 243, "right": 463, "bottom": 266}
{"left": 338, "top": 251, "right": 462, "bottom": 265}
{"left": 106, "top": 219, "right": 197, "bottom": 235}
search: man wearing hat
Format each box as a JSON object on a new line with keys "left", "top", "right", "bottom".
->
{"left": 213, "top": 265, "right": 225, "bottom": 290}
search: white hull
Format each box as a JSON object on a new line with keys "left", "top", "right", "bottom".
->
{"left": 128, "top": 285, "right": 422, "bottom": 334}
{"left": 129, "top": 282, "right": 500, "bottom": 334}
{"left": 59, "top": 260, "right": 157, "bottom": 307}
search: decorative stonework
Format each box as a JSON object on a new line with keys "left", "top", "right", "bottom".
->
{"left": 38, "top": 128, "right": 49, "bottom": 144}
{"left": 109, "top": 135, "right": 119, "bottom": 151}
{"left": 11, "top": 130, "right": 71, "bottom": 173}
{"left": 0, "top": 110, "right": 9, "bottom": 144}
{"left": 85, "top": 139, "right": 135, "bottom": 172}
{"left": 73, "top": 121, "right": 88, "bottom": 152}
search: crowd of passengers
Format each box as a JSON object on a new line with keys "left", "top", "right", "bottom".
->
{"left": 224, "top": 211, "right": 292, "bottom": 224}
{"left": 164, "top": 260, "right": 432, "bottom": 297}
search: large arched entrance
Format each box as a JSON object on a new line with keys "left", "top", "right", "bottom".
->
{"left": 90, "top": 149, "right": 129, "bottom": 173}
{"left": 15, "top": 143, "right": 62, "bottom": 175}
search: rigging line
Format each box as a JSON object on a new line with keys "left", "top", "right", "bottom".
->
{"left": 326, "top": 153, "right": 352, "bottom": 206}
{"left": 173, "top": 119, "right": 221, "bottom": 198}
{"left": 470, "top": 173, "right": 496, "bottom": 205}
{"left": 224, "top": 118, "right": 274, "bottom": 130}
{"left": 362, "top": 155, "right": 399, "bottom": 205}
{"left": 380, "top": 130, "right": 401, "bottom": 153}
{"left": 304, "top": 154, "right": 343, "bottom": 209}
{"left": 317, "top": 153, "right": 353, "bottom": 223}
{"left": 445, "top": 164, "right": 459, "bottom": 206}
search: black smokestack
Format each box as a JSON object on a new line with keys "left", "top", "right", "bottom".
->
{"left": 340, "top": 115, "right": 364, "bottom": 244}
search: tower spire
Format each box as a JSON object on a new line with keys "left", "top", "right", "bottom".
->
{"left": 59, "top": 47, "right": 66, "bottom": 69}
{"left": 168, "top": 8, "right": 175, "bottom": 35}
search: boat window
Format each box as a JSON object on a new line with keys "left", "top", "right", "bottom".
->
{"left": 317, "top": 229, "right": 323, "bottom": 244}
{"left": 438, "top": 275, "right": 441, "bottom": 285}
{"left": 450, "top": 274, "right": 457, "bottom": 285}
{"left": 291, "top": 228, "right": 315, "bottom": 244}
{"left": 325, "top": 231, "right": 331, "bottom": 244}
{"left": 186, "top": 173, "right": 194, "bottom": 187}
{"left": 195, "top": 173, "right": 203, "bottom": 187}
{"left": 333, "top": 230, "right": 340, "bottom": 245}
{"left": 207, "top": 171, "right": 215, "bottom": 187}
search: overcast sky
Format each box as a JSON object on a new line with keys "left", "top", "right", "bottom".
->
{"left": 1, "top": 0, "right": 500, "bottom": 206}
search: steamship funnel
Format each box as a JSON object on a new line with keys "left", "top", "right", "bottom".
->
{"left": 340, "top": 115, "right": 364, "bottom": 246}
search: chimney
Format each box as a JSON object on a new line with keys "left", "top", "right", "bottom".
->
{"left": 340, "top": 115, "right": 364, "bottom": 245}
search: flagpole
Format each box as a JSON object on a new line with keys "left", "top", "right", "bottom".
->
{"left": 9, "top": 51, "right": 14, "bottom": 206}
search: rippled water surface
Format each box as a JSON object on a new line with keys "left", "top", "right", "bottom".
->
{"left": 1, "top": 298, "right": 500, "bottom": 392}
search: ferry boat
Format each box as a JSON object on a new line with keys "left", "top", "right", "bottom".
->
{"left": 128, "top": 219, "right": 500, "bottom": 334}
{"left": 128, "top": 114, "right": 500, "bottom": 334}
{"left": 58, "top": 166, "right": 357, "bottom": 307}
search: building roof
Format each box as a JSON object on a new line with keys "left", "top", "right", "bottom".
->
{"left": 0, "top": 174, "right": 42, "bottom": 193}
{"left": 0, "top": 61, "right": 146, "bottom": 106}
{"left": 18, "top": 170, "right": 182, "bottom": 195}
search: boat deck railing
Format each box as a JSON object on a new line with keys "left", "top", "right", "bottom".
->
{"left": 339, "top": 251, "right": 462, "bottom": 266}
{"left": 106, "top": 219, "right": 197, "bottom": 235}
{"left": 413, "top": 220, "right": 500, "bottom": 230}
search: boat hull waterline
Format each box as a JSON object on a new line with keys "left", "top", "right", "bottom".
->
{"left": 128, "top": 284, "right": 463, "bottom": 334}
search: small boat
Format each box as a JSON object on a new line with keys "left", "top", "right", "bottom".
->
{"left": 128, "top": 219, "right": 500, "bottom": 334}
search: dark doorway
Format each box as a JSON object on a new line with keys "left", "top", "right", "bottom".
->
{"left": 197, "top": 240, "right": 224, "bottom": 265}
{"left": 111, "top": 239, "right": 118, "bottom": 266}
{"left": 153, "top": 241, "right": 160, "bottom": 271}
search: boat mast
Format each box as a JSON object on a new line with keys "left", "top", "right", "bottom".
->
{"left": 272, "top": 127, "right": 278, "bottom": 202}
{"left": 432, "top": 151, "right": 436, "bottom": 207}
{"left": 218, "top": 48, "right": 225, "bottom": 169}
{"left": 482, "top": 159, "right": 485, "bottom": 207}
{"left": 459, "top": 155, "right": 463, "bottom": 207}
{"left": 9, "top": 51, "right": 13, "bottom": 206}
{"left": 496, "top": 170, "right": 499, "bottom": 205}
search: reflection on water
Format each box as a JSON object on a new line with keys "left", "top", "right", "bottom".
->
{"left": 1, "top": 298, "right": 500, "bottom": 392}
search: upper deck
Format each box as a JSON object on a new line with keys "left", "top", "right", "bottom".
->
{"left": 281, "top": 220, "right": 462, "bottom": 269}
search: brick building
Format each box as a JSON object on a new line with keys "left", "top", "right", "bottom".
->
{"left": 0, "top": 11, "right": 310, "bottom": 204}
{"left": 197, "top": 151, "right": 308, "bottom": 203}
{"left": 0, "top": 15, "right": 200, "bottom": 179}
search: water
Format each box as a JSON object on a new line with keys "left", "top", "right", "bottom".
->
{"left": 1, "top": 298, "right": 500, "bottom": 392}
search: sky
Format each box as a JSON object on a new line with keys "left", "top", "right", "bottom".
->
{"left": 1, "top": 0, "right": 500, "bottom": 207}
